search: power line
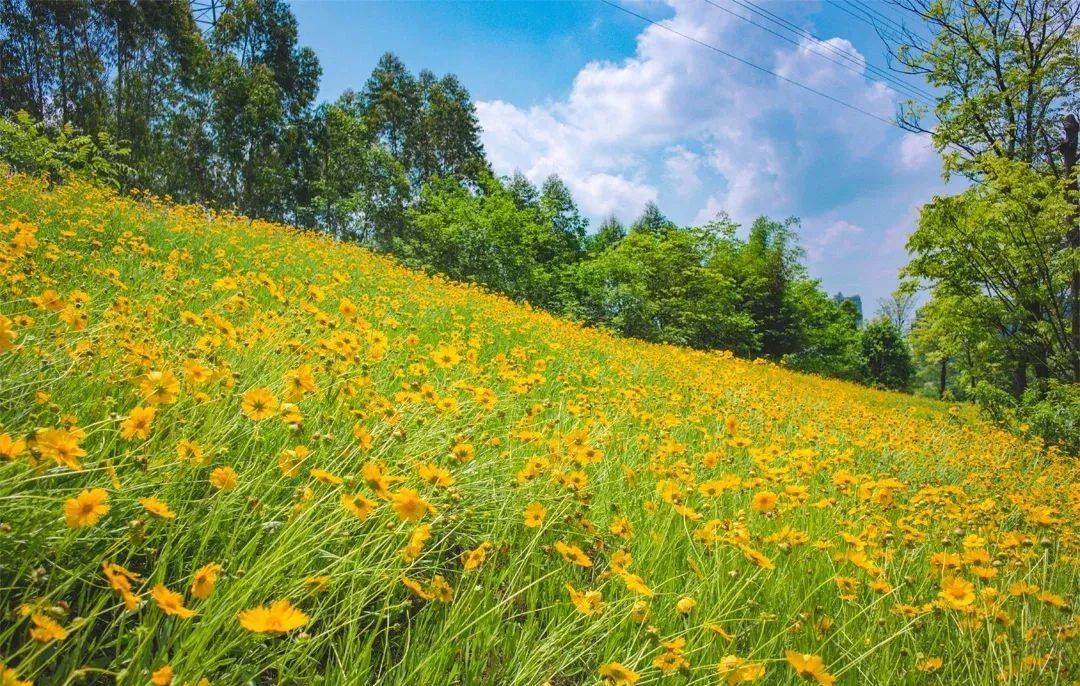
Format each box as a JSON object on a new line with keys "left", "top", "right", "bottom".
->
{"left": 724, "top": 0, "right": 936, "bottom": 101}
{"left": 847, "top": 0, "right": 912, "bottom": 34}
{"left": 600, "top": 0, "right": 901, "bottom": 128}
{"left": 700, "top": 0, "right": 936, "bottom": 104}
{"left": 826, "top": 0, "right": 905, "bottom": 40}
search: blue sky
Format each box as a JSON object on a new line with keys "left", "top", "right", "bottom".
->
{"left": 291, "top": 0, "right": 962, "bottom": 309}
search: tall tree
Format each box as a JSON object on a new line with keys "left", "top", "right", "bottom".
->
{"left": 892, "top": 0, "right": 1080, "bottom": 391}
{"left": 206, "top": 0, "right": 321, "bottom": 220}
{"left": 360, "top": 52, "right": 487, "bottom": 193}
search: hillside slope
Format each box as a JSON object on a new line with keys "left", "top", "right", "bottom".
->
{"left": 0, "top": 174, "right": 1076, "bottom": 685}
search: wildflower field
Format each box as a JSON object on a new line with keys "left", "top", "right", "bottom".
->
{"left": 0, "top": 173, "right": 1076, "bottom": 686}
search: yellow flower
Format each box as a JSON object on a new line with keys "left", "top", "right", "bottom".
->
{"left": 390, "top": 488, "right": 434, "bottom": 522}
{"left": 209, "top": 466, "right": 238, "bottom": 492}
{"left": 565, "top": 583, "right": 603, "bottom": 616}
{"left": 190, "top": 563, "right": 223, "bottom": 599}
{"left": 240, "top": 387, "right": 279, "bottom": 421}
{"left": 341, "top": 492, "right": 378, "bottom": 520}
{"left": 431, "top": 346, "right": 461, "bottom": 368}
{"left": 29, "top": 613, "right": 68, "bottom": 643}
{"left": 450, "top": 442, "right": 474, "bottom": 462}
{"left": 0, "top": 432, "right": 26, "bottom": 461}
{"left": 1, "top": 662, "right": 32, "bottom": 686}
{"left": 140, "top": 497, "right": 176, "bottom": 519}
{"left": 416, "top": 462, "right": 454, "bottom": 487}
{"left": 717, "top": 655, "right": 765, "bottom": 684}
{"left": 917, "top": 657, "right": 943, "bottom": 672}
{"left": 120, "top": 406, "right": 156, "bottom": 440}
{"left": 554, "top": 541, "right": 592, "bottom": 567}
{"left": 352, "top": 424, "right": 373, "bottom": 450}
{"left": 102, "top": 560, "right": 141, "bottom": 610}
{"left": 140, "top": 370, "right": 180, "bottom": 405}
{"left": 402, "top": 576, "right": 434, "bottom": 601}
{"left": 598, "top": 662, "right": 640, "bottom": 685}
{"left": 151, "top": 665, "right": 173, "bottom": 685}
{"left": 675, "top": 596, "right": 696, "bottom": 615}
{"left": 36, "top": 427, "right": 87, "bottom": 470}
{"left": 238, "top": 599, "right": 309, "bottom": 633}
{"left": 785, "top": 651, "right": 835, "bottom": 686}
{"left": 176, "top": 438, "right": 206, "bottom": 464}
{"left": 621, "top": 573, "right": 654, "bottom": 597}
{"left": 0, "top": 314, "right": 17, "bottom": 352}
{"left": 523, "top": 502, "right": 546, "bottom": 528}
{"left": 151, "top": 584, "right": 196, "bottom": 619}
{"left": 283, "top": 364, "right": 317, "bottom": 402}
{"left": 461, "top": 542, "right": 492, "bottom": 571}
{"left": 310, "top": 468, "right": 343, "bottom": 485}
{"left": 750, "top": 491, "right": 778, "bottom": 513}
{"left": 64, "top": 488, "right": 109, "bottom": 528}
{"left": 401, "top": 524, "right": 432, "bottom": 562}
{"left": 938, "top": 576, "right": 975, "bottom": 610}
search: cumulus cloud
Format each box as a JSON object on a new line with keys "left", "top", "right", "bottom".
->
{"left": 664, "top": 146, "right": 702, "bottom": 197}
{"left": 804, "top": 219, "right": 865, "bottom": 262}
{"left": 899, "top": 132, "right": 935, "bottom": 170}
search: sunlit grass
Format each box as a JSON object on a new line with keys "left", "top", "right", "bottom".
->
{"left": 0, "top": 174, "right": 1075, "bottom": 685}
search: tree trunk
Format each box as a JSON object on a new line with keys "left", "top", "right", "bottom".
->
{"left": 938, "top": 357, "right": 948, "bottom": 398}
{"left": 1061, "top": 115, "right": 1079, "bottom": 383}
{"left": 1012, "top": 361, "right": 1027, "bottom": 397}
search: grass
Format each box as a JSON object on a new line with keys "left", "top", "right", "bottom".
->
{"left": 0, "top": 173, "right": 1076, "bottom": 686}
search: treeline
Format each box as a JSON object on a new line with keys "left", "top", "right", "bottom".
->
{"left": 1, "top": 0, "right": 911, "bottom": 390}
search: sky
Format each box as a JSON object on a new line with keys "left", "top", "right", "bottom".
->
{"left": 290, "top": 0, "right": 964, "bottom": 310}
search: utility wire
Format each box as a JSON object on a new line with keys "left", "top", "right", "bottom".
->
{"left": 719, "top": 0, "right": 937, "bottom": 102}
{"left": 600, "top": 0, "right": 900, "bottom": 128}
{"left": 846, "top": 0, "right": 912, "bottom": 34}
{"left": 699, "top": 0, "right": 935, "bottom": 104}
{"left": 827, "top": 0, "right": 906, "bottom": 40}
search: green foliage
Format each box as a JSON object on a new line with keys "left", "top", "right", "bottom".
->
{"left": 972, "top": 379, "right": 1079, "bottom": 455}
{"left": 904, "top": 154, "right": 1076, "bottom": 388}
{"left": 360, "top": 52, "right": 488, "bottom": 191}
{"left": 404, "top": 174, "right": 559, "bottom": 304}
{"left": 0, "top": 110, "right": 130, "bottom": 186}
{"left": 893, "top": 0, "right": 1078, "bottom": 175}
{"left": 302, "top": 94, "right": 409, "bottom": 246}
{"left": 563, "top": 221, "right": 757, "bottom": 351}
{"left": 859, "top": 318, "right": 914, "bottom": 391}
{"left": 1016, "top": 381, "right": 1080, "bottom": 456}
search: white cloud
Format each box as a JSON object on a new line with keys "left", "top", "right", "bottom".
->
{"left": 663, "top": 146, "right": 702, "bottom": 197}
{"left": 804, "top": 219, "right": 864, "bottom": 262}
{"left": 899, "top": 132, "right": 935, "bottom": 170}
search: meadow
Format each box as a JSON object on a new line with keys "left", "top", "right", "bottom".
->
{"left": 0, "top": 173, "right": 1075, "bottom": 685}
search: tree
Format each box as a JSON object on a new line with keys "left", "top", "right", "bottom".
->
{"left": 0, "top": 109, "right": 130, "bottom": 185}
{"left": 302, "top": 94, "right": 409, "bottom": 246}
{"left": 877, "top": 291, "right": 917, "bottom": 336}
{"left": 565, "top": 223, "right": 756, "bottom": 351}
{"left": 538, "top": 175, "right": 587, "bottom": 266}
{"left": 630, "top": 201, "right": 677, "bottom": 234}
{"left": 587, "top": 216, "right": 626, "bottom": 254}
{"left": 360, "top": 52, "right": 487, "bottom": 193}
{"left": 904, "top": 154, "right": 1076, "bottom": 389}
{"left": 889, "top": 0, "right": 1080, "bottom": 406}
{"left": 860, "top": 318, "right": 915, "bottom": 391}
{"left": 736, "top": 217, "right": 807, "bottom": 358}
{"left": 202, "top": 0, "right": 320, "bottom": 221}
